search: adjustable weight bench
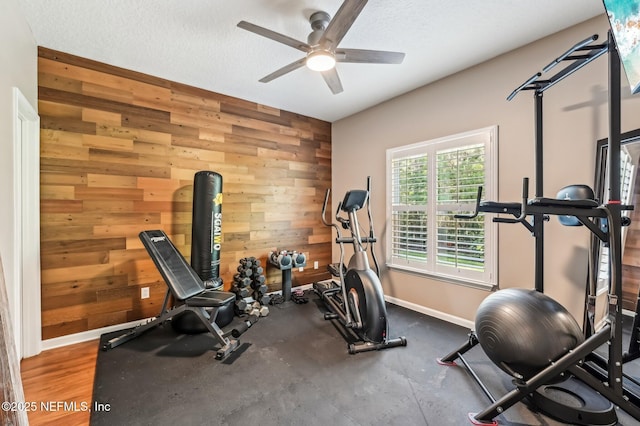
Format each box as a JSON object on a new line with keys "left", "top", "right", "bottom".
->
{"left": 102, "top": 230, "right": 256, "bottom": 360}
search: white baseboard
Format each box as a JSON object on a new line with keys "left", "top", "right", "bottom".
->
{"left": 385, "top": 295, "right": 475, "bottom": 330}
{"left": 41, "top": 318, "right": 150, "bottom": 351}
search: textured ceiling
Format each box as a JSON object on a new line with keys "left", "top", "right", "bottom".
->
{"left": 18, "top": 0, "right": 606, "bottom": 122}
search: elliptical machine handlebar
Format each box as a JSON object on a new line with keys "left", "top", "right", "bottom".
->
{"left": 321, "top": 177, "right": 381, "bottom": 277}
{"left": 321, "top": 188, "right": 351, "bottom": 231}
{"left": 321, "top": 188, "right": 335, "bottom": 228}
{"left": 365, "top": 176, "right": 381, "bottom": 277}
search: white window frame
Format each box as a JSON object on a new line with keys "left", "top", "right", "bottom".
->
{"left": 385, "top": 126, "right": 498, "bottom": 289}
{"left": 596, "top": 145, "right": 636, "bottom": 295}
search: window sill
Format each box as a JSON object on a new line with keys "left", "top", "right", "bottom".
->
{"left": 386, "top": 263, "right": 496, "bottom": 292}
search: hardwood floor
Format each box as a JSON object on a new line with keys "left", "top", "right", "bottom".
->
{"left": 21, "top": 340, "right": 98, "bottom": 426}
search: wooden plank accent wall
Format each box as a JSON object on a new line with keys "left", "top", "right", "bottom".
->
{"left": 38, "top": 47, "right": 332, "bottom": 340}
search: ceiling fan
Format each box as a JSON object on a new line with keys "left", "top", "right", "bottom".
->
{"left": 237, "top": 0, "right": 405, "bottom": 94}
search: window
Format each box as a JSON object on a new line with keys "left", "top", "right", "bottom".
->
{"left": 597, "top": 145, "right": 636, "bottom": 293}
{"left": 386, "top": 126, "right": 498, "bottom": 288}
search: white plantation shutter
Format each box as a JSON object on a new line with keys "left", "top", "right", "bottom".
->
{"left": 390, "top": 154, "right": 428, "bottom": 263}
{"left": 435, "top": 144, "right": 485, "bottom": 273}
{"left": 387, "top": 127, "right": 497, "bottom": 288}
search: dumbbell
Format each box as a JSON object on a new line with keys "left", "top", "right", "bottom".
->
{"left": 248, "top": 301, "right": 268, "bottom": 317}
{"left": 257, "top": 294, "right": 271, "bottom": 305}
{"left": 237, "top": 267, "right": 252, "bottom": 277}
{"left": 252, "top": 275, "right": 266, "bottom": 286}
{"left": 253, "top": 284, "right": 268, "bottom": 295}
{"left": 292, "top": 251, "right": 306, "bottom": 267}
{"left": 231, "top": 285, "right": 250, "bottom": 298}
{"left": 239, "top": 258, "right": 253, "bottom": 268}
{"left": 250, "top": 278, "right": 265, "bottom": 289}
{"left": 233, "top": 275, "right": 251, "bottom": 287}
{"left": 234, "top": 298, "right": 247, "bottom": 313}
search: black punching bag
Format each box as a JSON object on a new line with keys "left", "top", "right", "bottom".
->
{"left": 191, "top": 170, "right": 223, "bottom": 287}
{"left": 172, "top": 171, "right": 233, "bottom": 333}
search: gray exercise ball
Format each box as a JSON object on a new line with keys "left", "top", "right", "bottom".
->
{"left": 475, "top": 288, "right": 583, "bottom": 380}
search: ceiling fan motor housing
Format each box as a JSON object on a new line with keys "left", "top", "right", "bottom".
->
{"left": 310, "top": 11, "right": 331, "bottom": 30}
{"left": 308, "top": 11, "right": 331, "bottom": 46}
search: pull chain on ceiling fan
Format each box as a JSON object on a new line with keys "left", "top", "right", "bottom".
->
{"left": 237, "top": 0, "right": 405, "bottom": 94}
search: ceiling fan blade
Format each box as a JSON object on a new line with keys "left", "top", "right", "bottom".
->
{"left": 238, "top": 21, "right": 311, "bottom": 53}
{"left": 318, "top": 0, "right": 368, "bottom": 50}
{"left": 336, "top": 48, "right": 405, "bottom": 64}
{"left": 259, "top": 57, "right": 307, "bottom": 83}
{"left": 321, "top": 68, "right": 343, "bottom": 94}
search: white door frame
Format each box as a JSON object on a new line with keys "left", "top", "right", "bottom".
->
{"left": 13, "top": 87, "right": 41, "bottom": 358}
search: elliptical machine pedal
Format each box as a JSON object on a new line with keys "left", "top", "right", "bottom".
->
{"left": 327, "top": 263, "right": 347, "bottom": 277}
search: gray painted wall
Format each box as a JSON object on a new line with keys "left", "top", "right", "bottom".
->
{"left": 332, "top": 15, "right": 640, "bottom": 324}
{"left": 0, "top": 0, "right": 36, "bottom": 420}
{"left": 1, "top": 1, "right": 38, "bottom": 306}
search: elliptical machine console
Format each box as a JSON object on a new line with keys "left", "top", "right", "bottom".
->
{"left": 314, "top": 177, "right": 407, "bottom": 354}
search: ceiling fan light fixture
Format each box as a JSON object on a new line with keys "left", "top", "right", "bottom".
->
{"left": 306, "top": 50, "right": 336, "bottom": 71}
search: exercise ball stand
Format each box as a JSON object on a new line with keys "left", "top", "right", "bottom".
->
{"left": 440, "top": 288, "right": 616, "bottom": 426}
{"left": 476, "top": 289, "right": 615, "bottom": 425}
{"left": 532, "top": 379, "right": 616, "bottom": 425}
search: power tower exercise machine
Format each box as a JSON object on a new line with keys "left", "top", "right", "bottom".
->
{"left": 438, "top": 29, "right": 640, "bottom": 425}
{"left": 313, "top": 177, "right": 407, "bottom": 354}
{"left": 583, "top": 127, "right": 640, "bottom": 407}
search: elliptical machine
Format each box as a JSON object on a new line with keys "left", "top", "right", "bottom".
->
{"left": 313, "top": 177, "right": 407, "bottom": 354}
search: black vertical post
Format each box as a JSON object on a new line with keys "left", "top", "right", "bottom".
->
{"left": 282, "top": 269, "right": 292, "bottom": 302}
{"left": 608, "top": 33, "right": 621, "bottom": 204}
{"left": 607, "top": 30, "right": 623, "bottom": 395}
{"left": 535, "top": 92, "right": 544, "bottom": 197}
{"left": 534, "top": 91, "right": 545, "bottom": 293}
